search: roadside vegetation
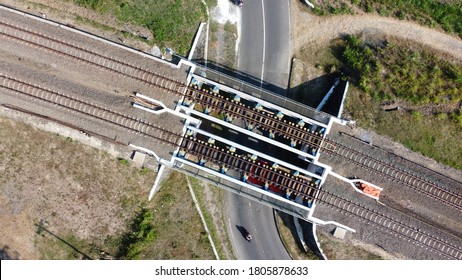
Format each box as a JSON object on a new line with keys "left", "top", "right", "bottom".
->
{"left": 189, "top": 177, "right": 235, "bottom": 259}
{"left": 340, "top": 35, "right": 462, "bottom": 105}
{"left": 317, "top": 232, "right": 383, "bottom": 260}
{"left": 114, "top": 172, "right": 216, "bottom": 259}
{"left": 73, "top": 0, "right": 209, "bottom": 54}
{"left": 37, "top": 172, "right": 216, "bottom": 260}
{"left": 275, "top": 212, "right": 320, "bottom": 260}
{"left": 207, "top": 18, "right": 239, "bottom": 68}
{"left": 310, "top": 0, "right": 462, "bottom": 38}
{"left": 275, "top": 212, "right": 385, "bottom": 259}
{"left": 332, "top": 35, "right": 462, "bottom": 170}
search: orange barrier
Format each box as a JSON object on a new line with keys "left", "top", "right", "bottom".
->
{"left": 355, "top": 182, "right": 381, "bottom": 198}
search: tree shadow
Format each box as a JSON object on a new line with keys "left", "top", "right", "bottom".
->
{"left": 35, "top": 220, "right": 93, "bottom": 260}
{"left": 0, "top": 245, "right": 20, "bottom": 260}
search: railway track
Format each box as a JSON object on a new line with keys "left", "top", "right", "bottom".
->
{"left": 0, "top": 21, "right": 186, "bottom": 94}
{"left": 183, "top": 85, "right": 333, "bottom": 153}
{"left": 179, "top": 135, "right": 462, "bottom": 259}
{"left": 1, "top": 103, "right": 128, "bottom": 146}
{"left": 321, "top": 139, "right": 462, "bottom": 212}
{"left": 179, "top": 135, "right": 319, "bottom": 201}
{"left": 2, "top": 14, "right": 460, "bottom": 258}
{"left": 0, "top": 73, "right": 182, "bottom": 146}
{"left": 4, "top": 18, "right": 457, "bottom": 212}
{"left": 183, "top": 84, "right": 462, "bottom": 211}
{"left": 318, "top": 189, "right": 462, "bottom": 260}
{"left": 339, "top": 131, "right": 462, "bottom": 189}
{"left": 1, "top": 74, "right": 459, "bottom": 259}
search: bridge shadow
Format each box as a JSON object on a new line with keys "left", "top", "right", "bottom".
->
{"left": 193, "top": 59, "right": 347, "bottom": 118}
{"left": 193, "top": 59, "right": 288, "bottom": 96}
{"left": 288, "top": 72, "right": 347, "bottom": 117}
{"left": 275, "top": 211, "right": 324, "bottom": 260}
{"left": 0, "top": 245, "right": 21, "bottom": 260}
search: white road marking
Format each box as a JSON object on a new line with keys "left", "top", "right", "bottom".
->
{"left": 260, "top": 0, "right": 266, "bottom": 87}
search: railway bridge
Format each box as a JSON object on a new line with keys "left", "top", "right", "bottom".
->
{"left": 1, "top": 4, "right": 461, "bottom": 259}
{"left": 133, "top": 58, "right": 368, "bottom": 232}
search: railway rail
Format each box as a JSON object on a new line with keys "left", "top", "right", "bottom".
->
{"left": 183, "top": 84, "right": 462, "bottom": 212}
{"left": 1, "top": 103, "right": 127, "bottom": 146}
{"left": 0, "top": 73, "right": 182, "bottom": 146}
{"left": 183, "top": 85, "right": 333, "bottom": 153}
{"left": 1, "top": 73, "right": 460, "bottom": 259}
{"left": 339, "top": 131, "right": 462, "bottom": 188}
{"left": 179, "top": 135, "right": 462, "bottom": 259}
{"left": 318, "top": 189, "right": 462, "bottom": 260}
{"left": 321, "top": 139, "right": 462, "bottom": 212}
{"left": 0, "top": 21, "right": 186, "bottom": 95}
{"left": 2, "top": 18, "right": 460, "bottom": 212}
{"left": 2, "top": 14, "right": 461, "bottom": 259}
{"left": 179, "top": 135, "right": 319, "bottom": 201}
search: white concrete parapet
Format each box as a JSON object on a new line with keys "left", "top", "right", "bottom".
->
{"left": 191, "top": 74, "right": 328, "bottom": 128}
{"left": 180, "top": 105, "right": 318, "bottom": 160}
{"left": 187, "top": 126, "right": 324, "bottom": 180}
{"left": 173, "top": 157, "right": 315, "bottom": 216}
{"left": 133, "top": 93, "right": 200, "bottom": 125}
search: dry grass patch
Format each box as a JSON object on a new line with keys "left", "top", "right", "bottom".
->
{"left": 0, "top": 117, "right": 214, "bottom": 259}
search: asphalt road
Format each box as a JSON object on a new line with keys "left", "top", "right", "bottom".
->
{"left": 237, "top": 0, "right": 291, "bottom": 96}
{"left": 226, "top": 0, "right": 292, "bottom": 260}
{"left": 226, "top": 193, "right": 289, "bottom": 259}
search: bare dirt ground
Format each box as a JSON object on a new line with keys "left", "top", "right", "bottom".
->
{"left": 291, "top": 2, "right": 462, "bottom": 62}
{"left": 0, "top": 113, "right": 155, "bottom": 259}
{"left": 0, "top": 107, "right": 218, "bottom": 260}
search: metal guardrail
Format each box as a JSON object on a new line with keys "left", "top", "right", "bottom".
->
{"left": 193, "top": 65, "right": 332, "bottom": 125}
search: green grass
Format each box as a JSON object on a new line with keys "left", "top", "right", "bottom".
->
{"left": 275, "top": 212, "right": 320, "bottom": 260}
{"left": 204, "top": 0, "right": 217, "bottom": 9}
{"left": 117, "top": 158, "right": 129, "bottom": 165}
{"left": 223, "top": 21, "right": 238, "bottom": 67}
{"left": 73, "top": 0, "right": 208, "bottom": 55}
{"left": 119, "top": 172, "right": 215, "bottom": 259}
{"left": 189, "top": 177, "right": 233, "bottom": 260}
{"left": 311, "top": 0, "right": 462, "bottom": 38}
{"left": 336, "top": 35, "right": 462, "bottom": 170}
{"left": 74, "top": 14, "right": 116, "bottom": 32}
{"left": 116, "top": 207, "right": 158, "bottom": 259}
{"left": 358, "top": 0, "right": 462, "bottom": 36}
{"left": 139, "top": 166, "right": 151, "bottom": 175}
{"left": 35, "top": 172, "right": 216, "bottom": 260}
{"left": 345, "top": 89, "right": 462, "bottom": 170}
{"left": 296, "top": 35, "right": 462, "bottom": 171}
{"left": 339, "top": 35, "right": 462, "bottom": 105}
{"left": 312, "top": 1, "right": 354, "bottom": 16}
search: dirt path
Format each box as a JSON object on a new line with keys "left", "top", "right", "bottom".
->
{"left": 291, "top": 2, "right": 462, "bottom": 62}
